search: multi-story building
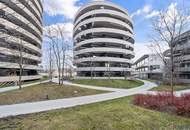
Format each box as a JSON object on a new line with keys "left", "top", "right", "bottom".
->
{"left": 73, "top": 1, "right": 134, "bottom": 79}
{"left": 133, "top": 54, "right": 165, "bottom": 80}
{"left": 173, "top": 30, "right": 190, "bottom": 83}
{"left": 0, "top": 0, "right": 43, "bottom": 82}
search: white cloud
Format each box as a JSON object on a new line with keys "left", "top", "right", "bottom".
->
{"left": 92, "top": 0, "right": 105, "bottom": 1}
{"left": 43, "top": 0, "right": 80, "bottom": 19}
{"left": 131, "top": 4, "right": 152, "bottom": 18}
{"left": 133, "top": 43, "right": 152, "bottom": 61}
{"left": 44, "top": 23, "right": 73, "bottom": 40}
{"left": 145, "top": 10, "right": 159, "bottom": 19}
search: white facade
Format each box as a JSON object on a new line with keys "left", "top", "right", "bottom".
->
{"left": 73, "top": 1, "right": 134, "bottom": 79}
{"left": 173, "top": 30, "right": 190, "bottom": 83}
{"left": 0, "top": 0, "right": 43, "bottom": 82}
{"left": 133, "top": 54, "right": 165, "bottom": 80}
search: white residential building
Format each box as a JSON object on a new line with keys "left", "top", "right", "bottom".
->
{"left": 170, "top": 30, "right": 190, "bottom": 83}
{"left": 0, "top": 0, "right": 43, "bottom": 82}
{"left": 133, "top": 54, "right": 165, "bottom": 80}
{"left": 73, "top": 1, "right": 134, "bottom": 79}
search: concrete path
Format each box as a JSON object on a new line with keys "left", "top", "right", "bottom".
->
{"left": 0, "top": 79, "right": 157, "bottom": 118}
{"left": 54, "top": 79, "right": 157, "bottom": 92}
{"left": 0, "top": 80, "right": 50, "bottom": 93}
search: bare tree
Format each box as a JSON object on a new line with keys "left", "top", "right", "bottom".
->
{"left": 44, "top": 25, "right": 71, "bottom": 85}
{"left": 47, "top": 42, "right": 54, "bottom": 82}
{"left": 149, "top": 3, "right": 190, "bottom": 96}
{"left": 0, "top": 33, "right": 36, "bottom": 89}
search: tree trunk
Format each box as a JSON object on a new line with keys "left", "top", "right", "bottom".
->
{"left": 61, "top": 54, "right": 65, "bottom": 84}
{"left": 170, "top": 44, "right": 174, "bottom": 103}
{"left": 58, "top": 67, "right": 61, "bottom": 85}
{"left": 18, "top": 65, "right": 22, "bottom": 90}
{"left": 49, "top": 46, "right": 53, "bottom": 82}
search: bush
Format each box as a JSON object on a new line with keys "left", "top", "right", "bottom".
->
{"left": 133, "top": 93, "right": 190, "bottom": 117}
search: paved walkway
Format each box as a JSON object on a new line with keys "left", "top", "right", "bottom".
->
{"left": 0, "top": 80, "right": 50, "bottom": 93}
{"left": 0, "top": 79, "right": 157, "bottom": 118}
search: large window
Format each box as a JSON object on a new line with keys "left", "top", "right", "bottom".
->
{"left": 150, "top": 65, "right": 160, "bottom": 70}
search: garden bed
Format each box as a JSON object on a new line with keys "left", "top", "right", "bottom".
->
{"left": 133, "top": 93, "right": 190, "bottom": 117}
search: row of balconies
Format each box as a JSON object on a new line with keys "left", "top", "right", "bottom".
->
{"left": 19, "top": 0, "right": 42, "bottom": 23}
{"left": 2, "top": 0, "right": 42, "bottom": 33}
{"left": 0, "top": 47, "right": 41, "bottom": 62}
{"left": 74, "top": 47, "right": 135, "bottom": 57}
{"left": 10, "top": 0, "right": 42, "bottom": 27}
{"left": 33, "top": 0, "right": 43, "bottom": 14}
{"left": 3, "top": 9, "right": 42, "bottom": 41}
{"left": 74, "top": 28, "right": 133, "bottom": 44}
{"left": 74, "top": 17, "right": 133, "bottom": 36}
{"left": 74, "top": 9, "right": 133, "bottom": 29}
{"left": 0, "top": 61, "right": 40, "bottom": 70}
{"left": 74, "top": 38, "right": 134, "bottom": 50}
{"left": 0, "top": 33, "right": 41, "bottom": 55}
{"left": 1, "top": 18, "right": 41, "bottom": 46}
{"left": 0, "top": 75, "right": 42, "bottom": 82}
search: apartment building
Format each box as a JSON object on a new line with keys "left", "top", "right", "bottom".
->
{"left": 133, "top": 54, "right": 165, "bottom": 80}
{"left": 0, "top": 0, "right": 43, "bottom": 82}
{"left": 173, "top": 30, "right": 190, "bottom": 83}
{"left": 73, "top": 1, "right": 134, "bottom": 79}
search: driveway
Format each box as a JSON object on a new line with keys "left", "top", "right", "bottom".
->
{"left": 0, "top": 79, "right": 157, "bottom": 118}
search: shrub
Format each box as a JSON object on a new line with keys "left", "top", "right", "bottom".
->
{"left": 133, "top": 93, "right": 190, "bottom": 117}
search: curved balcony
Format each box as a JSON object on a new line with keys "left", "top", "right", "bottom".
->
{"left": 0, "top": 18, "right": 41, "bottom": 46}
{"left": 74, "top": 28, "right": 134, "bottom": 41}
{"left": 75, "top": 1, "right": 129, "bottom": 20}
{"left": 2, "top": 3, "right": 42, "bottom": 37}
{"left": 74, "top": 38, "right": 134, "bottom": 50}
{"left": 76, "top": 67, "right": 132, "bottom": 72}
{"left": 0, "top": 47, "right": 41, "bottom": 62}
{"left": 0, "top": 62, "right": 41, "bottom": 70}
{"left": 74, "top": 9, "right": 132, "bottom": 28}
{"left": 0, "top": 75, "right": 42, "bottom": 82}
{"left": 1, "top": 33, "right": 41, "bottom": 54}
{"left": 74, "top": 17, "right": 133, "bottom": 35}
{"left": 74, "top": 47, "right": 135, "bottom": 57}
{"left": 74, "top": 57, "right": 133, "bottom": 64}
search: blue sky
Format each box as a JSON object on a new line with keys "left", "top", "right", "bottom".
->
{"left": 42, "top": 0, "right": 190, "bottom": 62}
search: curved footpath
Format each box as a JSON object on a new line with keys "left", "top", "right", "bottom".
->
{"left": 0, "top": 80, "right": 157, "bottom": 118}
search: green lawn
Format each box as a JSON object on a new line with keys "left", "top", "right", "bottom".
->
{"left": 0, "top": 96, "right": 190, "bottom": 130}
{"left": 151, "top": 84, "right": 190, "bottom": 91}
{"left": 71, "top": 79, "right": 144, "bottom": 89}
{"left": 0, "top": 83, "right": 105, "bottom": 105}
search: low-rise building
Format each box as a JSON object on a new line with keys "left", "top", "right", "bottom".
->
{"left": 133, "top": 54, "right": 165, "bottom": 80}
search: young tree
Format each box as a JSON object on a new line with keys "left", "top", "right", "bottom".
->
{"left": 47, "top": 42, "right": 54, "bottom": 82}
{"left": 0, "top": 34, "right": 36, "bottom": 89}
{"left": 149, "top": 3, "right": 190, "bottom": 97}
{"left": 44, "top": 24, "right": 71, "bottom": 85}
